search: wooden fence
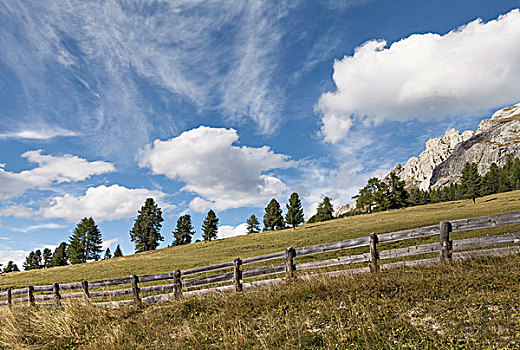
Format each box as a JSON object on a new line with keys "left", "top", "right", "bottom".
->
{"left": 1, "top": 211, "right": 520, "bottom": 309}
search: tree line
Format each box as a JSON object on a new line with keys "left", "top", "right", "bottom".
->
{"left": 353, "top": 155, "right": 520, "bottom": 215}
{"left": 11, "top": 154, "right": 510, "bottom": 274}
{"left": 2, "top": 191, "right": 335, "bottom": 273}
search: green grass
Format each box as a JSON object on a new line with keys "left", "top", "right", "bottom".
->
{"left": 2, "top": 190, "right": 520, "bottom": 289}
{"left": 1, "top": 254, "right": 519, "bottom": 349}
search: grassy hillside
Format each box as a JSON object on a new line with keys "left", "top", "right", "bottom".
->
{"left": 2, "top": 190, "right": 520, "bottom": 289}
{"left": 1, "top": 254, "right": 519, "bottom": 349}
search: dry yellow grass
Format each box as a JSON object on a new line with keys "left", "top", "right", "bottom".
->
{"left": 1, "top": 254, "right": 519, "bottom": 349}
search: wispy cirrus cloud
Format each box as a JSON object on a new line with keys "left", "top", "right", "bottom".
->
{"left": 0, "top": 1, "right": 293, "bottom": 158}
{"left": 0, "top": 125, "right": 78, "bottom": 140}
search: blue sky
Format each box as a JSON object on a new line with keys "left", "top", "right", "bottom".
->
{"left": 1, "top": 0, "right": 520, "bottom": 266}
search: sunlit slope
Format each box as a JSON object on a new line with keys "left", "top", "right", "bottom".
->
{"left": 1, "top": 190, "right": 520, "bottom": 288}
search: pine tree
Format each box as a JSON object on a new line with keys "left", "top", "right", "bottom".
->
{"left": 460, "top": 162, "right": 482, "bottom": 203}
{"left": 3, "top": 261, "right": 19, "bottom": 273}
{"left": 285, "top": 192, "right": 304, "bottom": 229}
{"left": 130, "top": 198, "right": 164, "bottom": 252}
{"left": 23, "top": 251, "right": 35, "bottom": 270}
{"left": 173, "top": 214, "right": 195, "bottom": 246}
{"left": 113, "top": 244, "right": 124, "bottom": 257}
{"left": 202, "top": 210, "right": 219, "bottom": 241}
{"left": 246, "top": 215, "right": 260, "bottom": 234}
{"left": 263, "top": 199, "right": 284, "bottom": 231}
{"left": 68, "top": 217, "right": 103, "bottom": 263}
{"left": 354, "top": 178, "right": 387, "bottom": 213}
{"left": 42, "top": 248, "right": 53, "bottom": 268}
{"left": 23, "top": 250, "right": 43, "bottom": 270}
{"left": 103, "top": 247, "right": 112, "bottom": 260}
{"left": 482, "top": 163, "right": 500, "bottom": 195}
{"left": 50, "top": 242, "right": 68, "bottom": 267}
{"left": 315, "top": 196, "right": 334, "bottom": 222}
{"left": 385, "top": 172, "right": 409, "bottom": 209}
{"left": 85, "top": 217, "right": 103, "bottom": 261}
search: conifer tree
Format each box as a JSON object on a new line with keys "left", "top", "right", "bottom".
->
{"left": 285, "top": 192, "right": 304, "bottom": 229}
{"left": 103, "top": 247, "right": 112, "bottom": 260}
{"left": 482, "top": 163, "right": 500, "bottom": 195}
{"left": 23, "top": 251, "right": 35, "bottom": 270}
{"left": 202, "top": 210, "right": 219, "bottom": 241}
{"left": 263, "top": 199, "right": 284, "bottom": 231}
{"left": 42, "top": 248, "right": 53, "bottom": 268}
{"left": 173, "top": 214, "right": 195, "bottom": 246}
{"left": 460, "top": 162, "right": 482, "bottom": 203}
{"left": 113, "top": 244, "right": 124, "bottom": 257}
{"left": 50, "top": 242, "right": 68, "bottom": 267}
{"left": 3, "top": 261, "right": 19, "bottom": 273}
{"left": 385, "top": 172, "right": 409, "bottom": 209}
{"left": 130, "top": 198, "right": 164, "bottom": 252}
{"left": 315, "top": 196, "right": 334, "bottom": 222}
{"left": 246, "top": 215, "right": 260, "bottom": 234}
{"left": 23, "top": 250, "right": 43, "bottom": 270}
{"left": 68, "top": 217, "right": 103, "bottom": 263}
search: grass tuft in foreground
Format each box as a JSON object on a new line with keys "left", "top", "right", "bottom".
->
{"left": 1, "top": 254, "right": 519, "bottom": 349}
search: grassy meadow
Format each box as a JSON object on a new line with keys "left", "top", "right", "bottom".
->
{"left": 1, "top": 190, "right": 520, "bottom": 289}
{"left": 0, "top": 254, "right": 519, "bottom": 349}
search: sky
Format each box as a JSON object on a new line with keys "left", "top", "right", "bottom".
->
{"left": 1, "top": 0, "right": 520, "bottom": 267}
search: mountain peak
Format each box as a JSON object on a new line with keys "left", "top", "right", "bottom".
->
{"left": 392, "top": 103, "right": 520, "bottom": 190}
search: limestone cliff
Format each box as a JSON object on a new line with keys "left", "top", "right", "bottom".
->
{"left": 391, "top": 103, "right": 520, "bottom": 190}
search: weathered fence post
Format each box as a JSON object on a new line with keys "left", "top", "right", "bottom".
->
{"left": 7, "top": 288, "right": 12, "bottom": 308}
{"left": 28, "top": 286, "right": 35, "bottom": 306}
{"left": 369, "top": 232, "right": 379, "bottom": 273}
{"left": 131, "top": 275, "right": 141, "bottom": 305}
{"left": 440, "top": 221, "right": 452, "bottom": 262}
{"left": 173, "top": 270, "right": 183, "bottom": 298}
{"left": 233, "top": 258, "right": 243, "bottom": 292}
{"left": 81, "top": 280, "right": 90, "bottom": 300}
{"left": 285, "top": 247, "right": 296, "bottom": 281}
{"left": 53, "top": 283, "right": 61, "bottom": 305}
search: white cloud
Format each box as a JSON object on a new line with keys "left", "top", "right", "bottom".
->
{"left": 101, "top": 238, "right": 119, "bottom": 250}
{"left": 0, "top": 150, "right": 115, "bottom": 199}
{"left": 0, "top": 244, "right": 57, "bottom": 269}
{"left": 0, "top": 1, "right": 292, "bottom": 159}
{"left": 0, "top": 206, "right": 39, "bottom": 218}
{"left": 317, "top": 9, "right": 520, "bottom": 143}
{"left": 0, "top": 249, "right": 28, "bottom": 270}
{"left": 41, "top": 184, "right": 172, "bottom": 223}
{"left": 138, "top": 126, "right": 295, "bottom": 212}
{"left": 12, "top": 223, "right": 67, "bottom": 233}
{"left": 217, "top": 223, "right": 248, "bottom": 239}
{"left": 297, "top": 159, "right": 390, "bottom": 218}
{"left": 0, "top": 126, "right": 77, "bottom": 140}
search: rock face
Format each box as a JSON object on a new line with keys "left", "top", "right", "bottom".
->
{"left": 392, "top": 103, "right": 520, "bottom": 190}
{"left": 333, "top": 204, "right": 355, "bottom": 218}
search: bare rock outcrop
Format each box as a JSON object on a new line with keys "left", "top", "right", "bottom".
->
{"left": 392, "top": 103, "right": 520, "bottom": 190}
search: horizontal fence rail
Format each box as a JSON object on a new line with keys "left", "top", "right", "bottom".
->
{"left": 2, "top": 210, "right": 520, "bottom": 308}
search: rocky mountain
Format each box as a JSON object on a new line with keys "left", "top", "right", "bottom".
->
{"left": 390, "top": 103, "right": 520, "bottom": 190}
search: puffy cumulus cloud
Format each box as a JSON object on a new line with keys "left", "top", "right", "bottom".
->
{"left": 317, "top": 9, "right": 520, "bottom": 143}
{"left": 138, "top": 126, "right": 295, "bottom": 212}
{"left": 217, "top": 223, "right": 248, "bottom": 239}
{"left": 0, "top": 150, "right": 115, "bottom": 199}
{"left": 41, "top": 184, "right": 172, "bottom": 223}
